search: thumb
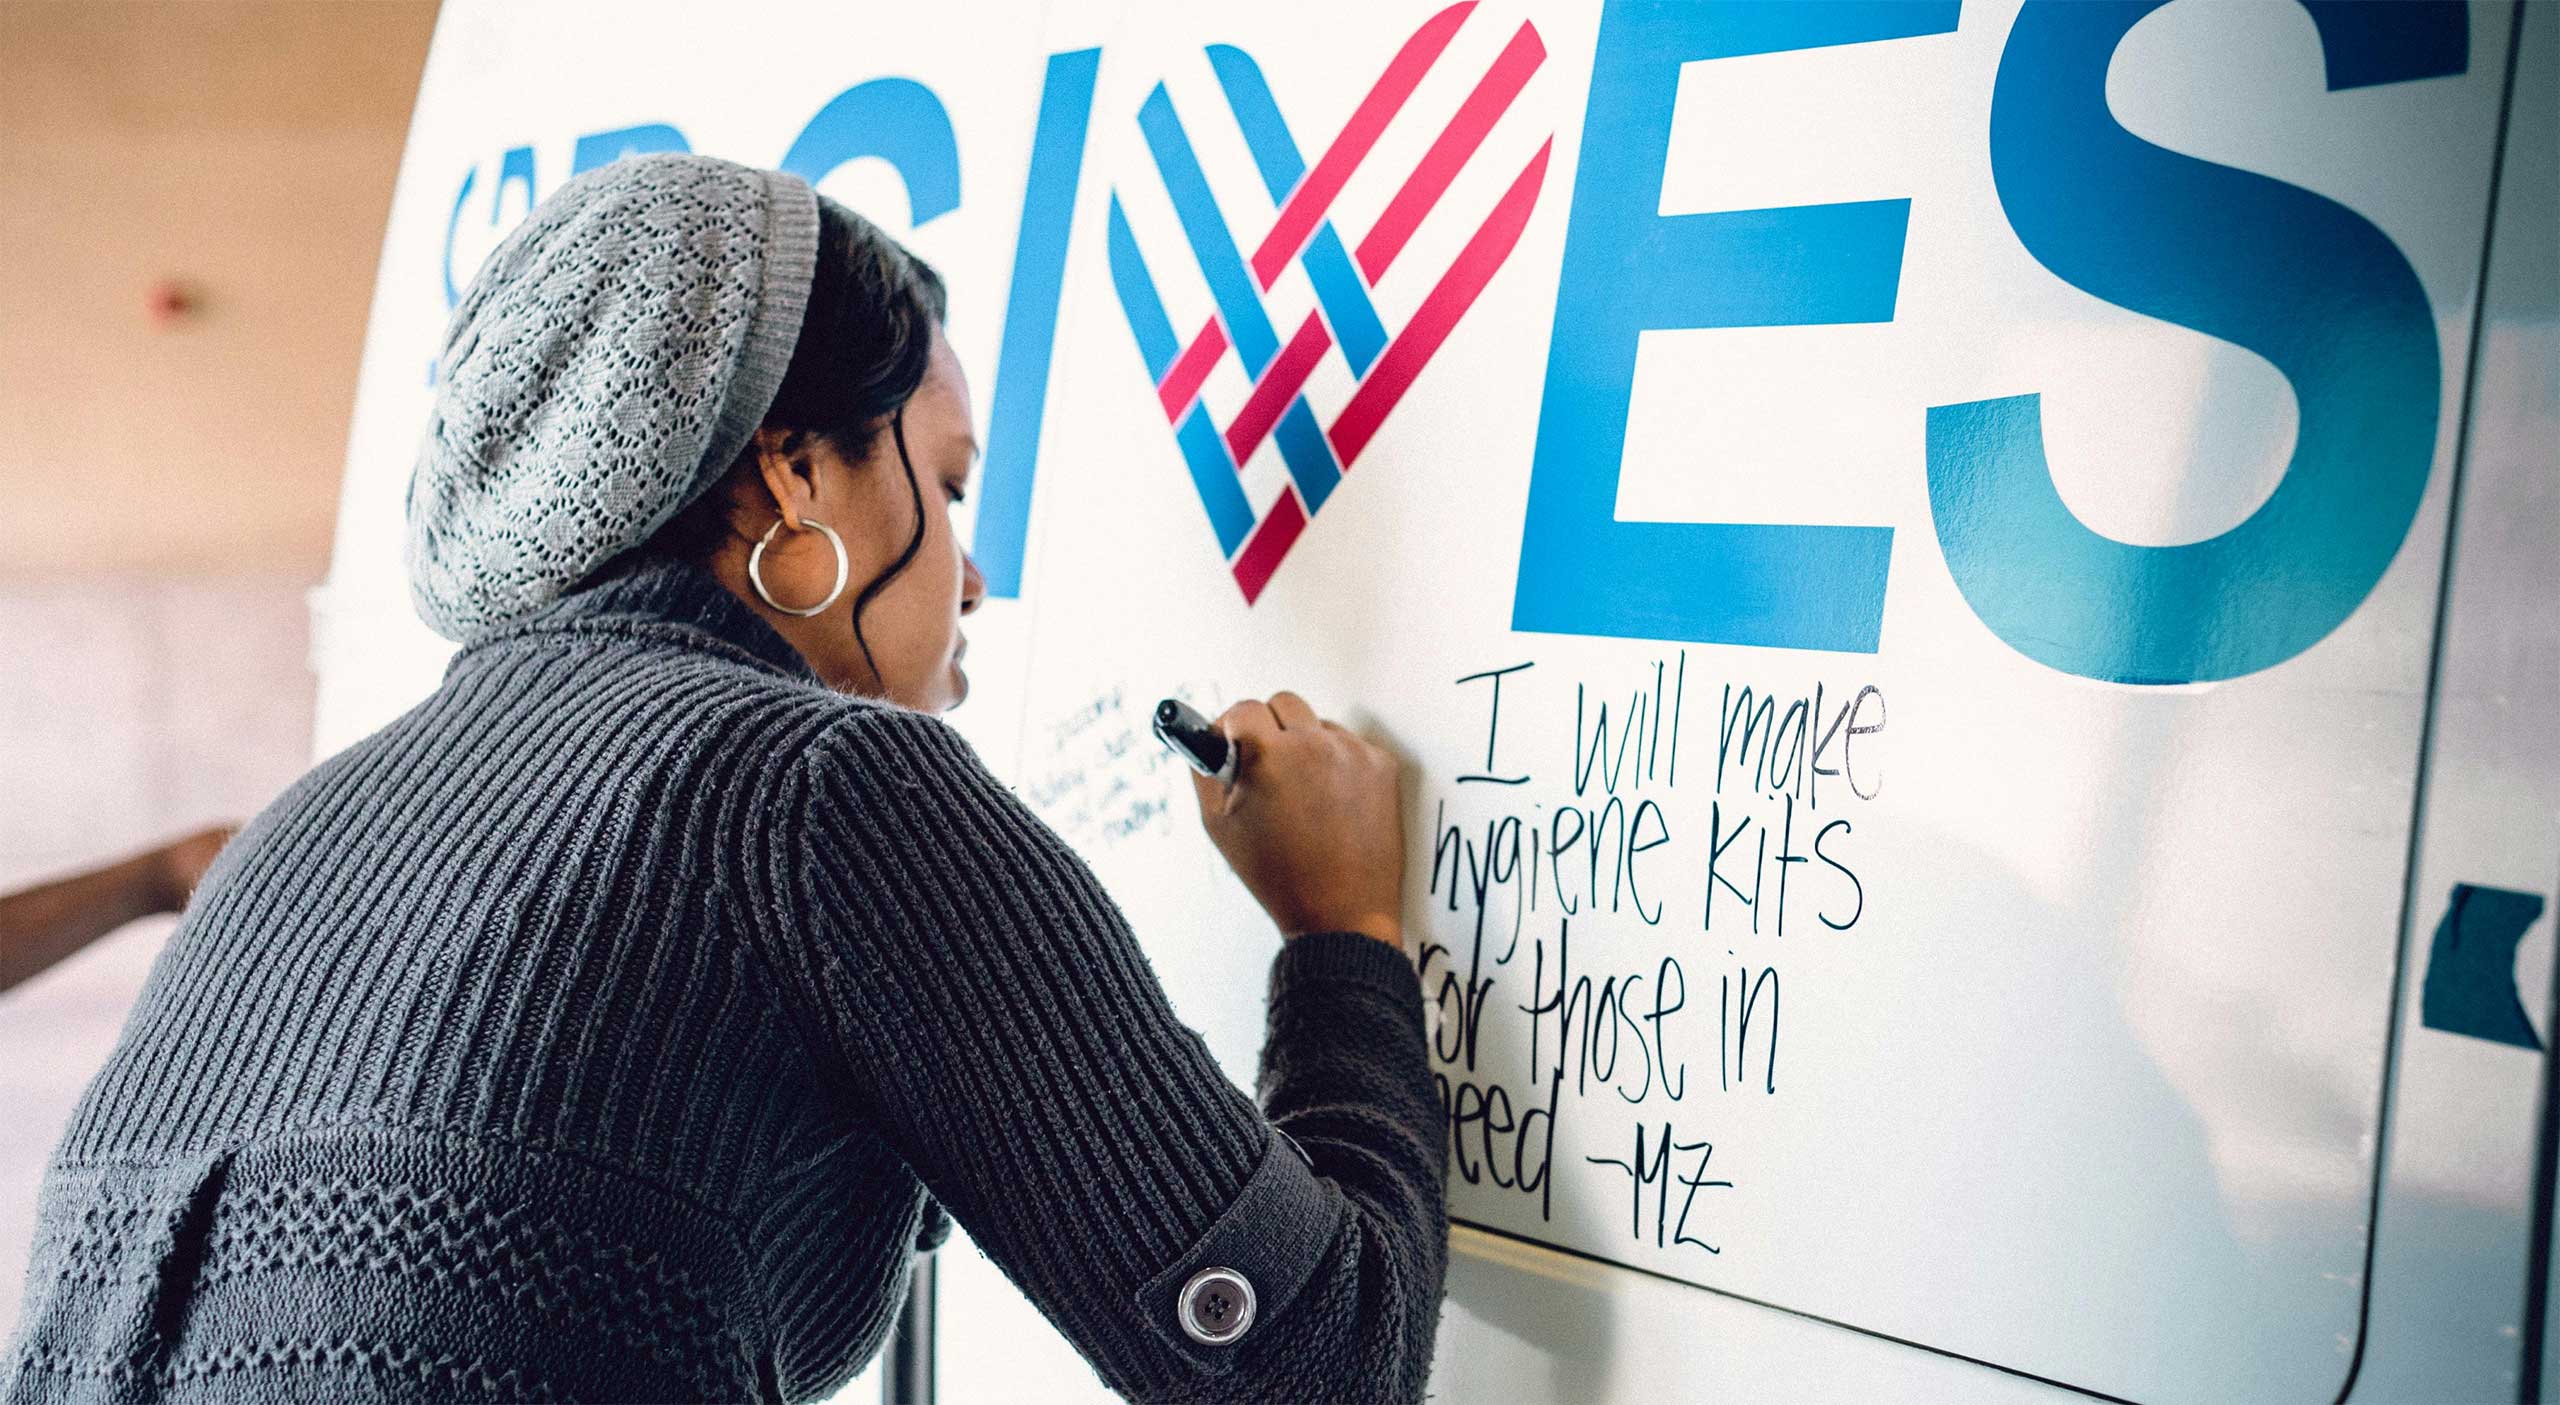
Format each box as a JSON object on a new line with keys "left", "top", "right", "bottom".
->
{"left": 1198, "top": 722, "right": 1261, "bottom": 817}
{"left": 1188, "top": 763, "right": 1230, "bottom": 820}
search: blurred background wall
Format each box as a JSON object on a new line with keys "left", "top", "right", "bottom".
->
{"left": 0, "top": 0, "right": 440, "bottom": 1343}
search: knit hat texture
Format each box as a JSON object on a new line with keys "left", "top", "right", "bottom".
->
{"left": 404, "top": 152, "right": 822, "bottom": 642}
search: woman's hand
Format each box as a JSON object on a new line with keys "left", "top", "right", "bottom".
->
{"left": 1189, "top": 692, "right": 1405, "bottom": 950}
{"left": 0, "top": 822, "right": 238, "bottom": 993}
{"left": 154, "top": 824, "right": 238, "bottom": 910}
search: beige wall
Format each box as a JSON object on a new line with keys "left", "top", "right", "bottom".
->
{"left": 0, "top": 0, "right": 439, "bottom": 1346}
{"left": 0, "top": 575, "right": 318, "bottom": 1345}
{"left": 0, "top": 0, "right": 441, "bottom": 576}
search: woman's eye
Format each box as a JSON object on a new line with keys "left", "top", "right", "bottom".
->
{"left": 944, "top": 480, "right": 967, "bottom": 506}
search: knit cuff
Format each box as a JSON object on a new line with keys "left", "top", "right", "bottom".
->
{"left": 1269, "top": 929, "right": 1419, "bottom": 1006}
{"left": 1130, "top": 1127, "right": 1344, "bottom": 1374}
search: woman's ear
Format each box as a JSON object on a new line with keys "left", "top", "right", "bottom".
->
{"left": 751, "top": 428, "right": 819, "bottom": 530}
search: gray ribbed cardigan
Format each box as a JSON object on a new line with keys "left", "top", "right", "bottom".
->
{"left": 1, "top": 555, "right": 1447, "bottom": 1403}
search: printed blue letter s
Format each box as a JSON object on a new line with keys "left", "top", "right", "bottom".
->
{"left": 1926, "top": 1, "right": 2466, "bottom": 684}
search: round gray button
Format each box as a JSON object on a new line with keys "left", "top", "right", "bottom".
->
{"left": 1177, "top": 1266, "right": 1256, "bottom": 1346}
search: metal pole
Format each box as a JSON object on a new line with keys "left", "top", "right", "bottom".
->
{"left": 884, "top": 1252, "right": 936, "bottom": 1405}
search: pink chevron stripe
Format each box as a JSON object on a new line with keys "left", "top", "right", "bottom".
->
{"left": 1158, "top": 320, "right": 1228, "bottom": 422}
{"left": 1355, "top": 20, "right": 1545, "bottom": 281}
{"left": 1163, "top": 1, "right": 1477, "bottom": 425}
{"left": 1328, "top": 138, "right": 1550, "bottom": 468}
{"left": 1231, "top": 485, "right": 1309, "bottom": 604}
{"left": 1249, "top": 1, "right": 1475, "bottom": 288}
{"left": 1225, "top": 313, "right": 1333, "bottom": 464}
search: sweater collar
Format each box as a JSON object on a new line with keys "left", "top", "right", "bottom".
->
{"left": 457, "top": 553, "right": 821, "bottom": 684}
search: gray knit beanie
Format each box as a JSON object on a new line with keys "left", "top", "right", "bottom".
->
{"left": 404, "top": 152, "right": 822, "bottom": 642}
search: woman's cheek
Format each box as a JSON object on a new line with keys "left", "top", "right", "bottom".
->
{"left": 933, "top": 518, "right": 967, "bottom": 628}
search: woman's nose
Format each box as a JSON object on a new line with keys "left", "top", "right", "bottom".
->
{"left": 959, "top": 553, "right": 987, "bottom": 615}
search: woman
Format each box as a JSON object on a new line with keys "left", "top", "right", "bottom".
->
{"left": 2, "top": 154, "right": 1444, "bottom": 1403}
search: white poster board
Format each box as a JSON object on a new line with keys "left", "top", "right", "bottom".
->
{"left": 320, "top": 3, "right": 2557, "bottom": 1401}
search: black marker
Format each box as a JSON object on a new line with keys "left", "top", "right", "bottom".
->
{"left": 1153, "top": 698, "right": 1237, "bottom": 785}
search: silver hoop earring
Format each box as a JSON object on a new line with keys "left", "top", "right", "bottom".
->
{"left": 747, "top": 516, "right": 850, "bottom": 617}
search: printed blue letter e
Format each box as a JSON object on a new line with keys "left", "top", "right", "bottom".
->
{"left": 1511, "top": 1, "right": 1960, "bottom": 653}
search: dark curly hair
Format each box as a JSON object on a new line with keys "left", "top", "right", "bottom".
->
{"left": 602, "top": 196, "right": 949, "bottom": 685}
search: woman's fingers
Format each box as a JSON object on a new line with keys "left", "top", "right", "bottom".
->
{"left": 1218, "top": 700, "right": 1281, "bottom": 749}
{"left": 1186, "top": 687, "right": 1406, "bottom": 947}
{"left": 1266, "top": 691, "right": 1319, "bottom": 730}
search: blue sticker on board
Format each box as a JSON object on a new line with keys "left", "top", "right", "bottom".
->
{"left": 2420, "top": 884, "right": 2548, "bottom": 1051}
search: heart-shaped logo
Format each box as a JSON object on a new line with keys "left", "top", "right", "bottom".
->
{"left": 1107, "top": 2, "right": 1551, "bottom": 602}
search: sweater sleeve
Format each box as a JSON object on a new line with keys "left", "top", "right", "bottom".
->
{"left": 781, "top": 705, "right": 1448, "bottom": 1402}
